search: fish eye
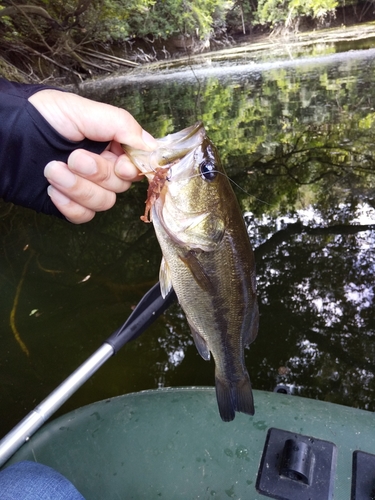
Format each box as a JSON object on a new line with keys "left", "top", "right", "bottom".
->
{"left": 199, "top": 161, "right": 217, "bottom": 181}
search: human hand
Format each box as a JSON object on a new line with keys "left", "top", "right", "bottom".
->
{"left": 28, "top": 89, "right": 157, "bottom": 223}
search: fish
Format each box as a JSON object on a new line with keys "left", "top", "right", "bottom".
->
{"left": 124, "top": 122, "right": 259, "bottom": 421}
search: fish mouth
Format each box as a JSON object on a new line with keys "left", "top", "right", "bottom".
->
{"left": 153, "top": 121, "right": 205, "bottom": 168}
{"left": 158, "top": 121, "right": 205, "bottom": 148}
{"left": 123, "top": 122, "right": 206, "bottom": 178}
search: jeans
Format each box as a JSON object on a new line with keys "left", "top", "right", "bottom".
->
{"left": 0, "top": 461, "right": 85, "bottom": 500}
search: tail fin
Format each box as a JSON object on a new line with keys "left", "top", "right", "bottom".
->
{"left": 215, "top": 374, "right": 255, "bottom": 422}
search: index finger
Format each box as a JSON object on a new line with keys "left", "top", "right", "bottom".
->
{"left": 68, "top": 148, "right": 143, "bottom": 186}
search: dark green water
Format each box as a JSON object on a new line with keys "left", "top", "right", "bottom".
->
{"left": 1, "top": 46, "right": 375, "bottom": 437}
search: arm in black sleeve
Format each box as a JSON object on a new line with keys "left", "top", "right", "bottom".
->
{"left": 0, "top": 79, "right": 109, "bottom": 218}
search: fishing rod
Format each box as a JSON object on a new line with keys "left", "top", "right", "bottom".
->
{"left": 0, "top": 282, "right": 177, "bottom": 468}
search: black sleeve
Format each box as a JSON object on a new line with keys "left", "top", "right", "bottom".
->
{"left": 0, "top": 79, "right": 109, "bottom": 218}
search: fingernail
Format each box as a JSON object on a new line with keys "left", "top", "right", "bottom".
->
{"left": 142, "top": 129, "right": 158, "bottom": 149}
{"left": 115, "top": 156, "right": 139, "bottom": 179}
{"left": 69, "top": 152, "right": 97, "bottom": 176}
{"left": 47, "top": 185, "right": 70, "bottom": 206}
{"left": 44, "top": 161, "right": 76, "bottom": 188}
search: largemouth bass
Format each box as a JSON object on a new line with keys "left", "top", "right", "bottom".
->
{"left": 124, "top": 122, "right": 259, "bottom": 421}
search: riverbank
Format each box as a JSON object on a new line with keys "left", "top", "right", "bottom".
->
{"left": 72, "top": 21, "right": 375, "bottom": 97}
{"left": 148, "top": 21, "right": 375, "bottom": 70}
{"left": 2, "top": 19, "right": 375, "bottom": 88}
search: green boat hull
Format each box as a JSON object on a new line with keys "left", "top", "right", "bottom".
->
{"left": 4, "top": 388, "right": 375, "bottom": 499}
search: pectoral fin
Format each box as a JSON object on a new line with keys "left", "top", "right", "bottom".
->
{"left": 188, "top": 321, "right": 210, "bottom": 361}
{"left": 159, "top": 257, "right": 173, "bottom": 299}
{"left": 179, "top": 251, "right": 215, "bottom": 294}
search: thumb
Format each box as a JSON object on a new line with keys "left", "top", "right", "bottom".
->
{"left": 29, "top": 90, "right": 158, "bottom": 150}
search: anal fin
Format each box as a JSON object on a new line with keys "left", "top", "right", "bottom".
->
{"left": 189, "top": 322, "right": 210, "bottom": 361}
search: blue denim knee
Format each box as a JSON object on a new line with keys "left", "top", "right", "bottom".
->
{"left": 0, "top": 461, "right": 85, "bottom": 500}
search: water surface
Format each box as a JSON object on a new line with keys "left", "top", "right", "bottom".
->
{"left": 1, "top": 45, "right": 375, "bottom": 437}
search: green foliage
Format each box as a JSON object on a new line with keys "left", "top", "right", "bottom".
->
{"left": 226, "top": 0, "right": 257, "bottom": 33}
{"left": 128, "top": 0, "right": 231, "bottom": 39}
{"left": 255, "top": 0, "right": 338, "bottom": 27}
{"left": 0, "top": 0, "right": 372, "bottom": 82}
{"left": 92, "top": 0, "right": 155, "bottom": 41}
{"left": 0, "top": 0, "right": 231, "bottom": 66}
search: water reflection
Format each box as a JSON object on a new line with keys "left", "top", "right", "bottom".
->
{"left": 2, "top": 47, "right": 375, "bottom": 437}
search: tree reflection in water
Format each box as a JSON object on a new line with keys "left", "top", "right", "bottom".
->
{"left": 1, "top": 50, "right": 375, "bottom": 437}
{"left": 250, "top": 204, "right": 375, "bottom": 409}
